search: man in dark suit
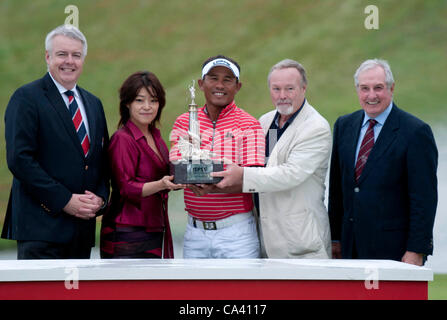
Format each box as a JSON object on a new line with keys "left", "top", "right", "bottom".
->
{"left": 328, "top": 59, "right": 438, "bottom": 266}
{"left": 2, "top": 24, "right": 110, "bottom": 259}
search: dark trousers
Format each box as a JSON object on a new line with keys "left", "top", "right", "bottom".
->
{"left": 17, "top": 240, "right": 91, "bottom": 259}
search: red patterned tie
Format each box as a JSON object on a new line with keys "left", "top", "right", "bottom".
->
{"left": 65, "top": 90, "right": 90, "bottom": 157}
{"left": 355, "top": 119, "right": 377, "bottom": 182}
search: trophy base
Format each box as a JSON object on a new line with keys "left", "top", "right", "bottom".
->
{"left": 170, "top": 160, "right": 224, "bottom": 184}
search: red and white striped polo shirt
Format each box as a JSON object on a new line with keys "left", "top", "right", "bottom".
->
{"left": 170, "top": 101, "right": 265, "bottom": 221}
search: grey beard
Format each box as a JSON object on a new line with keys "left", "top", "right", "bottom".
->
{"left": 276, "top": 105, "right": 294, "bottom": 116}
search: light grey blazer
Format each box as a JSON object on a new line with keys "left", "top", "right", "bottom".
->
{"left": 243, "top": 101, "right": 332, "bottom": 258}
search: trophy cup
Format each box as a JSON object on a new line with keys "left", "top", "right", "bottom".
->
{"left": 170, "top": 80, "right": 223, "bottom": 184}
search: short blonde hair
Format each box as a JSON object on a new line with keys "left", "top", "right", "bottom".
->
{"left": 268, "top": 59, "right": 307, "bottom": 88}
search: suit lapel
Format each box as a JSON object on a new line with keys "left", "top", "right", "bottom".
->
{"left": 344, "top": 111, "right": 364, "bottom": 181}
{"left": 260, "top": 110, "right": 276, "bottom": 134}
{"left": 42, "top": 73, "right": 85, "bottom": 157}
{"left": 357, "top": 104, "right": 400, "bottom": 184}
{"left": 259, "top": 110, "right": 276, "bottom": 164}
{"left": 266, "top": 102, "right": 310, "bottom": 165}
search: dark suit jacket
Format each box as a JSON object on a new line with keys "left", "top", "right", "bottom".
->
{"left": 328, "top": 104, "right": 437, "bottom": 260}
{"left": 2, "top": 73, "right": 110, "bottom": 247}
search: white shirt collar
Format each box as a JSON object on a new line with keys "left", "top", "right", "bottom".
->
{"left": 362, "top": 101, "right": 393, "bottom": 127}
{"left": 48, "top": 72, "right": 79, "bottom": 97}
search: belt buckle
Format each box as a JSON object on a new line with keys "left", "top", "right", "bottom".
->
{"left": 203, "top": 221, "right": 217, "bottom": 230}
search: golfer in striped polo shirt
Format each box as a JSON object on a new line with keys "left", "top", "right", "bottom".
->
{"left": 170, "top": 55, "right": 265, "bottom": 258}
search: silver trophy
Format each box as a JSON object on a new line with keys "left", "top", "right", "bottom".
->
{"left": 171, "top": 80, "right": 223, "bottom": 184}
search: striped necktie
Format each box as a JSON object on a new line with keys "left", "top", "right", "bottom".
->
{"left": 64, "top": 90, "right": 90, "bottom": 157}
{"left": 355, "top": 119, "right": 377, "bottom": 182}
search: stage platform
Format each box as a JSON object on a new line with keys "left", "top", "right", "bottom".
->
{"left": 0, "top": 259, "right": 432, "bottom": 300}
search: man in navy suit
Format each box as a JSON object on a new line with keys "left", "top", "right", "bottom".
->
{"left": 328, "top": 59, "right": 438, "bottom": 266}
{"left": 2, "top": 25, "right": 110, "bottom": 259}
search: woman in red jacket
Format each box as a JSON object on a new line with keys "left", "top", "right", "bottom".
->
{"left": 100, "top": 71, "right": 184, "bottom": 259}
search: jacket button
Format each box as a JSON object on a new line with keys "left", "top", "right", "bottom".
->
{"left": 354, "top": 187, "right": 360, "bottom": 192}
{"left": 349, "top": 218, "right": 354, "bottom": 222}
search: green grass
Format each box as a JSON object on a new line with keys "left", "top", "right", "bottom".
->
{"left": 429, "top": 274, "right": 447, "bottom": 300}
{"left": 0, "top": 0, "right": 446, "bottom": 296}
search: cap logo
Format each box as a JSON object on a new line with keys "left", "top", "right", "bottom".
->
{"left": 201, "top": 58, "right": 240, "bottom": 80}
{"left": 213, "top": 59, "right": 230, "bottom": 68}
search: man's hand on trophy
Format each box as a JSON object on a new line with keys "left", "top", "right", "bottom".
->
{"left": 161, "top": 175, "right": 186, "bottom": 191}
{"left": 211, "top": 163, "right": 244, "bottom": 189}
{"left": 187, "top": 184, "right": 215, "bottom": 196}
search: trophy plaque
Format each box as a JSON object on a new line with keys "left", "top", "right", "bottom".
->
{"left": 170, "top": 80, "right": 223, "bottom": 184}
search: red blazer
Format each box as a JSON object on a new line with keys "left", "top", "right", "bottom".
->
{"left": 103, "top": 120, "right": 173, "bottom": 258}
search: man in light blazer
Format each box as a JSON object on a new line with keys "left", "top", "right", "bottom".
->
{"left": 2, "top": 25, "right": 110, "bottom": 259}
{"left": 212, "top": 59, "right": 332, "bottom": 258}
{"left": 328, "top": 59, "right": 438, "bottom": 265}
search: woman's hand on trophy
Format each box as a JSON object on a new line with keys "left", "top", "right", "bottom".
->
{"left": 161, "top": 175, "right": 186, "bottom": 191}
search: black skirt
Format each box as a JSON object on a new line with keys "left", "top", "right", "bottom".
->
{"left": 100, "top": 224, "right": 163, "bottom": 259}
